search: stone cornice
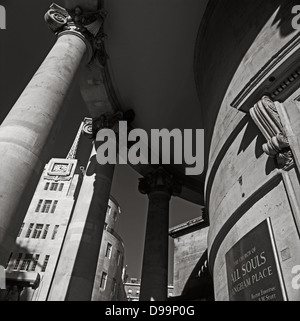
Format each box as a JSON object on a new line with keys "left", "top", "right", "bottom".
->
{"left": 169, "top": 215, "right": 208, "bottom": 239}
{"left": 231, "top": 31, "right": 300, "bottom": 112}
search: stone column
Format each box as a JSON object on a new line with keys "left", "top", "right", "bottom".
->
{"left": 139, "top": 167, "right": 181, "bottom": 301}
{"left": 0, "top": 4, "right": 100, "bottom": 265}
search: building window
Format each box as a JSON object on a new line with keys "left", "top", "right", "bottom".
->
{"left": 112, "top": 278, "right": 117, "bottom": 296}
{"left": 50, "top": 183, "right": 58, "bottom": 191}
{"left": 17, "top": 223, "right": 25, "bottom": 237}
{"left": 41, "top": 255, "right": 50, "bottom": 272}
{"left": 13, "top": 253, "right": 23, "bottom": 270}
{"left": 104, "top": 223, "right": 108, "bottom": 231}
{"left": 35, "top": 199, "right": 43, "bottom": 212}
{"left": 100, "top": 272, "right": 107, "bottom": 290}
{"left": 58, "top": 183, "right": 64, "bottom": 191}
{"left": 51, "top": 200, "right": 58, "bottom": 213}
{"left": 25, "top": 223, "right": 34, "bottom": 238}
{"left": 6, "top": 252, "right": 13, "bottom": 269}
{"left": 105, "top": 243, "right": 112, "bottom": 259}
{"left": 117, "top": 251, "right": 121, "bottom": 266}
{"left": 32, "top": 224, "right": 44, "bottom": 239}
{"left": 20, "top": 254, "right": 33, "bottom": 271}
{"left": 106, "top": 205, "right": 111, "bottom": 215}
{"left": 41, "top": 200, "right": 52, "bottom": 213}
{"left": 44, "top": 182, "right": 50, "bottom": 190}
{"left": 31, "top": 254, "right": 40, "bottom": 272}
{"left": 51, "top": 225, "right": 59, "bottom": 240}
{"left": 42, "top": 224, "right": 50, "bottom": 239}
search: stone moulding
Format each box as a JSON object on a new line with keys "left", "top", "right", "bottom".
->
{"left": 231, "top": 31, "right": 300, "bottom": 112}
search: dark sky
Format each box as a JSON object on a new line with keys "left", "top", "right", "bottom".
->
{"left": 0, "top": 0, "right": 202, "bottom": 283}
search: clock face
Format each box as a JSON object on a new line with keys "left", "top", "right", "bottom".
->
{"left": 52, "top": 163, "right": 68, "bottom": 173}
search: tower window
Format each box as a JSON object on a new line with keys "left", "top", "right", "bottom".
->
{"left": 105, "top": 243, "right": 112, "bottom": 259}
{"left": 42, "top": 224, "right": 50, "bottom": 239}
{"left": 32, "top": 224, "right": 44, "bottom": 239}
{"left": 31, "top": 254, "right": 40, "bottom": 272}
{"left": 17, "top": 223, "right": 25, "bottom": 237}
{"left": 117, "top": 250, "right": 121, "bottom": 266}
{"left": 44, "top": 182, "right": 50, "bottom": 190}
{"left": 6, "top": 252, "right": 13, "bottom": 269}
{"left": 58, "top": 183, "right": 64, "bottom": 191}
{"left": 51, "top": 225, "right": 59, "bottom": 240}
{"left": 35, "top": 199, "right": 43, "bottom": 212}
{"left": 25, "top": 223, "right": 34, "bottom": 238}
{"left": 50, "top": 183, "right": 58, "bottom": 191}
{"left": 20, "top": 254, "right": 33, "bottom": 271}
{"left": 100, "top": 272, "right": 107, "bottom": 290}
{"left": 51, "top": 200, "right": 58, "bottom": 213}
{"left": 41, "top": 200, "right": 52, "bottom": 213}
{"left": 112, "top": 278, "right": 117, "bottom": 296}
{"left": 41, "top": 255, "right": 50, "bottom": 272}
{"left": 13, "top": 253, "right": 22, "bottom": 270}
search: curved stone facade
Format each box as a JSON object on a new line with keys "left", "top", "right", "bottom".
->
{"left": 196, "top": 0, "right": 300, "bottom": 301}
{"left": 92, "top": 197, "right": 126, "bottom": 301}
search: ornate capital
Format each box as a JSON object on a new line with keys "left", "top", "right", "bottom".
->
{"left": 250, "top": 96, "right": 293, "bottom": 169}
{"left": 91, "top": 109, "right": 135, "bottom": 139}
{"left": 138, "top": 167, "right": 182, "bottom": 197}
{"left": 44, "top": 3, "right": 108, "bottom": 64}
{"left": 82, "top": 117, "right": 93, "bottom": 138}
{"left": 91, "top": 111, "right": 123, "bottom": 139}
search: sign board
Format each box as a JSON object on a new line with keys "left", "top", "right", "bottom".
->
{"left": 225, "top": 218, "right": 287, "bottom": 301}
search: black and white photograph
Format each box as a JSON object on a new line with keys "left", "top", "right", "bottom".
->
{"left": 0, "top": 0, "right": 300, "bottom": 312}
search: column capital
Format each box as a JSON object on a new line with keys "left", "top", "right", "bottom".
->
{"left": 90, "top": 109, "right": 135, "bottom": 138}
{"left": 138, "top": 167, "right": 182, "bottom": 197}
{"left": 91, "top": 111, "right": 124, "bottom": 139}
{"left": 44, "top": 3, "right": 107, "bottom": 64}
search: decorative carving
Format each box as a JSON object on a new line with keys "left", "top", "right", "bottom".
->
{"left": 92, "top": 111, "right": 124, "bottom": 138}
{"left": 270, "top": 67, "right": 300, "bottom": 100}
{"left": 82, "top": 117, "right": 93, "bottom": 138}
{"left": 44, "top": 3, "right": 108, "bottom": 65}
{"left": 250, "top": 96, "right": 293, "bottom": 169}
{"left": 138, "top": 167, "right": 182, "bottom": 197}
{"left": 44, "top": 3, "right": 70, "bottom": 33}
{"left": 66, "top": 117, "right": 93, "bottom": 159}
{"left": 44, "top": 161, "right": 74, "bottom": 181}
{"left": 91, "top": 109, "right": 135, "bottom": 139}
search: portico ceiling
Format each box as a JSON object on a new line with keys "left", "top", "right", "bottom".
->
{"left": 65, "top": 0, "right": 209, "bottom": 205}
